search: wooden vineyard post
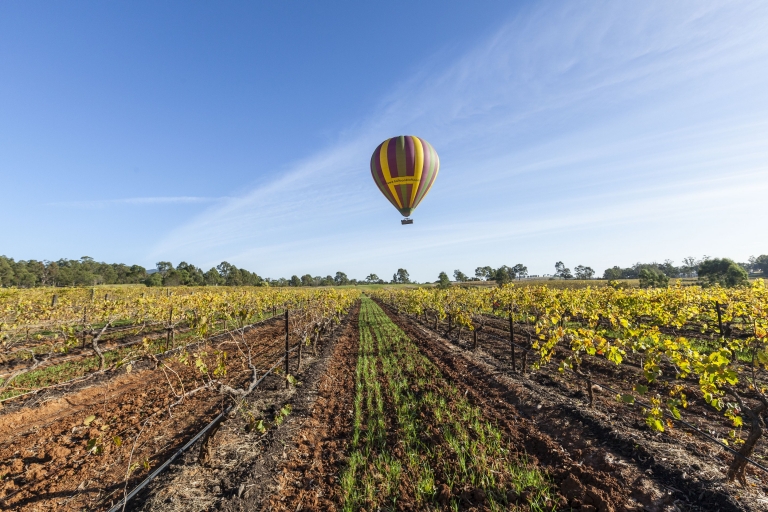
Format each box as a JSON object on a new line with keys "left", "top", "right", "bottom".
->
{"left": 285, "top": 309, "right": 290, "bottom": 389}
{"left": 81, "top": 307, "right": 88, "bottom": 349}
{"left": 166, "top": 307, "right": 174, "bottom": 351}
{"left": 51, "top": 294, "right": 58, "bottom": 307}
{"left": 509, "top": 312, "right": 516, "bottom": 372}
{"left": 297, "top": 336, "right": 303, "bottom": 373}
{"left": 715, "top": 301, "right": 725, "bottom": 346}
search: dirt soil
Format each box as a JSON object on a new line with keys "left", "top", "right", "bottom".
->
{"left": 268, "top": 300, "right": 673, "bottom": 511}
{"left": 0, "top": 317, "right": 294, "bottom": 511}
{"left": 127, "top": 303, "right": 358, "bottom": 512}
{"left": 266, "top": 306, "right": 358, "bottom": 511}
{"left": 401, "top": 306, "right": 768, "bottom": 511}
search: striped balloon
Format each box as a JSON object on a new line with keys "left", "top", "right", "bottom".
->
{"left": 370, "top": 135, "right": 440, "bottom": 217}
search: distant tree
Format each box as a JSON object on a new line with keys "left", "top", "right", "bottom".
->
{"left": 698, "top": 258, "right": 749, "bottom": 288}
{"left": 301, "top": 274, "right": 315, "bottom": 286}
{"left": 475, "top": 266, "right": 494, "bottom": 281}
{"left": 554, "top": 262, "right": 572, "bottom": 279}
{"left": 639, "top": 268, "right": 669, "bottom": 288}
{"left": 574, "top": 265, "right": 595, "bottom": 279}
{"left": 511, "top": 264, "right": 528, "bottom": 279}
{"left": 365, "top": 273, "right": 380, "bottom": 283}
{"left": 204, "top": 267, "right": 223, "bottom": 285}
{"left": 216, "top": 261, "right": 235, "bottom": 282}
{"left": 491, "top": 266, "right": 511, "bottom": 285}
{"left": 393, "top": 268, "right": 410, "bottom": 284}
{"left": 753, "top": 255, "right": 768, "bottom": 275}
{"left": 289, "top": 275, "right": 302, "bottom": 287}
{"left": 144, "top": 272, "right": 163, "bottom": 287}
{"left": 0, "top": 257, "right": 15, "bottom": 287}
{"left": 453, "top": 270, "right": 468, "bottom": 282}
{"left": 602, "top": 266, "right": 622, "bottom": 280}
{"left": 334, "top": 272, "right": 349, "bottom": 286}
{"left": 437, "top": 271, "right": 451, "bottom": 289}
{"left": 156, "top": 261, "right": 174, "bottom": 275}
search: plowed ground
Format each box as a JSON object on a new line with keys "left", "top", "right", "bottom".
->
{"left": 271, "top": 299, "right": 679, "bottom": 511}
{"left": 0, "top": 317, "right": 295, "bottom": 511}
{"left": 403, "top": 307, "right": 768, "bottom": 511}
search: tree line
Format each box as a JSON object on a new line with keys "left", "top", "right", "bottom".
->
{"left": 0, "top": 256, "right": 417, "bottom": 288}
{"left": 447, "top": 255, "right": 767, "bottom": 289}
{"left": 2, "top": 254, "right": 765, "bottom": 289}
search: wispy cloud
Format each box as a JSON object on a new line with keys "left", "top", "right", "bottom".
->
{"left": 151, "top": 1, "right": 768, "bottom": 279}
{"left": 50, "top": 196, "right": 229, "bottom": 208}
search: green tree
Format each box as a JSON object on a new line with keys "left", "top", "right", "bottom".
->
{"left": 144, "top": 272, "right": 163, "bottom": 287}
{"left": 493, "top": 266, "right": 513, "bottom": 285}
{"left": 301, "top": 274, "right": 315, "bottom": 286}
{"left": 365, "top": 273, "right": 380, "bottom": 283}
{"left": 156, "top": 261, "right": 174, "bottom": 275}
{"left": 289, "top": 275, "right": 302, "bottom": 287}
{"left": 753, "top": 255, "right": 768, "bottom": 276}
{"left": 453, "top": 270, "right": 468, "bottom": 282}
{"left": 639, "top": 268, "right": 669, "bottom": 288}
{"left": 554, "top": 261, "right": 572, "bottom": 279}
{"left": 602, "top": 266, "right": 622, "bottom": 280}
{"left": 474, "top": 266, "right": 493, "bottom": 280}
{"left": 436, "top": 271, "right": 451, "bottom": 289}
{"left": 574, "top": 265, "right": 595, "bottom": 279}
{"left": 334, "top": 272, "right": 349, "bottom": 286}
{"left": 698, "top": 258, "right": 749, "bottom": 287}
{"left": 204, "top": 267, "right": 223, "bottom": 285}
{"left": 393, "top": 268, "right": 410, "bottom": 284}
{"left": 0, "top": 256, "right": 15, "bottom": 286}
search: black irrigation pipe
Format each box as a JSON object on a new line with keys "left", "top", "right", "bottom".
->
{"left": 106, "top": 344, "right": 299, "bottom": 512}
{"left": 0, "top": 311, "right": 284, "bottom": 405}
{"left": 401, "top": 308, "right": 768, "bottom": 476}
{"left": 474, "top": 327, "right": 768, "bottom": 475}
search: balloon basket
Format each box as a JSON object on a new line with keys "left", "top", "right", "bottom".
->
{"left": 401, "top": 218, "right": 414, "bottom": 225}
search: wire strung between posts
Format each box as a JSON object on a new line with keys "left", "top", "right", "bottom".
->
{"left": 409, "top": 312, "right": 768, "bottom": 476}
{"left": 106, "top": 344, "right": 299, "bottom": 512}
{"left": 0, "top": 311, "right": 283, "bottom": 406}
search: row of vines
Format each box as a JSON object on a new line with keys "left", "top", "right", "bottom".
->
{"left": 370, "top": 280, "right": 768, "bottom": 484}
{"left": 0, "top": 286, "right": 358, "bottom": 400}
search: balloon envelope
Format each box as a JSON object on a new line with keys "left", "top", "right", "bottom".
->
{"left": 370, "top": 135, "right": 439, "bottom": 217}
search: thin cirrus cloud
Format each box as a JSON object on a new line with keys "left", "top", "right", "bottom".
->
{"left": 151, "top": 1, "right": 768, "bottom": 280}
{"left": 50, "top": 196, "right": 229, "bottom": 208}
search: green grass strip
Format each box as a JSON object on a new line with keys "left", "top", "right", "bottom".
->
{"left": 340, "top": 298, "right": 556, "bottom": 511}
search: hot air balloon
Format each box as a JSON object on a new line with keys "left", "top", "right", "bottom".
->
{"left": 370, "top": 135, "right": 439, "bottom": 224}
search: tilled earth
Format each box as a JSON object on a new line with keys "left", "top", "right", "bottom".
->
{"left": 9, "top": 299, "right": 763, "bottom": 511}
{"left": 271, "top": 300, "right": 671, "bottom": 511}
{"left": 129, "top": 304, "right": 357, "bottom": 512}
{"left": 0, "top": 317, "right": 295, "bottom": 511}
{"left": 398, "top": 306, "right": 768, "bottom": 511}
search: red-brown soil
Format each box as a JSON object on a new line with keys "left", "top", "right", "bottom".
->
{"left": 267, "top": 304, "right": 359, "bottom": 511}
{"left": 0, "top": 318, "right": 295, "bottom": 511}
{"left": 400, "top": 306, "right": 768, "bottom": 511}
{"left": 128, "top": 304, "right": 358, "bottom": 512}
{"left": 269, "top": 300, "right": 675, "bottom": 511}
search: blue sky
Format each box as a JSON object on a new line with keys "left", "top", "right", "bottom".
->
{"left": 2, "top": 1, "right": 767, "bottom": 281}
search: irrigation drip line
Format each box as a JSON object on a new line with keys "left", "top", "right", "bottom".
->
{"left": 106, "top": 344, "right": 299, "bottom": 512}
{"left": 475, "top": 328, "right": 768, "bottom": 475}
{"left": 405, "top": 311, "right": 768, "bottom": 477}
{"left": 0, "top": 310, "right": 283, "bottom": 405}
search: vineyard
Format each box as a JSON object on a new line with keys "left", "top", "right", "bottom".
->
{"left": 1, "top": 282, "right": 767, "bottom": 510}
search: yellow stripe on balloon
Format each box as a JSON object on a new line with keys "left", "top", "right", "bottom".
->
{"left": 379, "top": 139, "right": 403, "bottom": 209}
{"left": 409, "top": 136, "right": 424, "bottom": 207}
